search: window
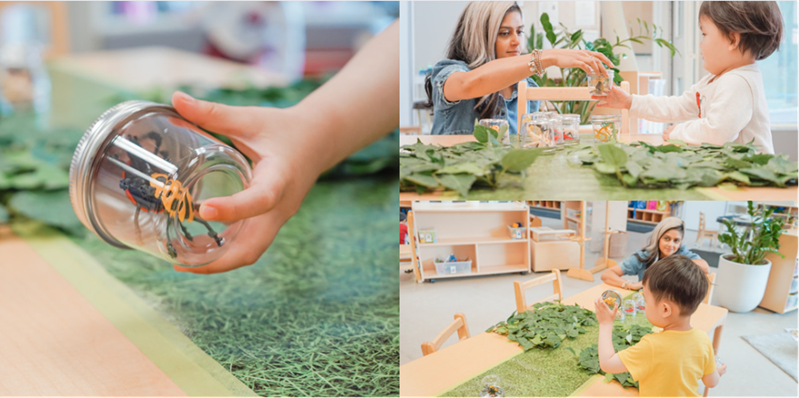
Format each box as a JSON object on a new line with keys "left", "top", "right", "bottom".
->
{"left": 757, "top": 1, "right": 798, "bottom": 126}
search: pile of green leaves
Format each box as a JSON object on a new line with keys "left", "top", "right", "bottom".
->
{"left": 571, "top": 140, "right": 798, "bottom": 189}
{"left": 400, "top": 125, "right": 542, "bottom": 196}
{"left": 568, "top": 323, "right": 653, "bottom": 388}
{"left": 485, "top": 301, "right": 597, "bottom": 351}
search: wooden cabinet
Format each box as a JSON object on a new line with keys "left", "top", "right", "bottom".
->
{"left": 759, "top": 229, "right": 798, "bottom": 314}
{"left": 410, "top": 202, "right": 530, "bottom": 282}
{"left": 627, "top": 207, "right": 670, "bottom": 224}
{"left": 528, "top": 201, "right": 562, "bottom": 210}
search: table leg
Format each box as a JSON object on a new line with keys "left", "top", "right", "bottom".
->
{"left": 704, "top": 324, "right": 725, "bottom": 397}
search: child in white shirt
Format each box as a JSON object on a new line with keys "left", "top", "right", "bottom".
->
{"left": 594, "top": 1, "right": 784, "bottom": 154}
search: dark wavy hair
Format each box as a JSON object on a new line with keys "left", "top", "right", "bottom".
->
{"left": 643, "top": 254, "right": 708, "bottom": 316}
{"left": 699, "top": 1, "right": 784, "bottom": 60}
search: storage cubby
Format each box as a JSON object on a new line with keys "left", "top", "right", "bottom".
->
{"left": 410, "top": 202, "right": 530, "bottom": 282}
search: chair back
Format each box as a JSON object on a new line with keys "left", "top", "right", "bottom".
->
{"left": 517, "top": 81, "right": 630, "bottom": 138}
{"left": 421, "top": 313, "right": 470, "bottom": 356}
{"left": 699, "top": 212, "right": 707, "bottom": 232}
{"left": 513, "top": 269, "right": 563, "bottom": 314}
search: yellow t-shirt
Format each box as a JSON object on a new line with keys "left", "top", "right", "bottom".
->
{"left": 618, "top": 328, "right": 716, "bottom": 397}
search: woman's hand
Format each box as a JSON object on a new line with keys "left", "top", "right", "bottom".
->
{"left": 629, "top": 281, "right": 644, "bottom": 291}
{"left": 594, "top": 297, "right": 618, "bottom": 326}
{"left": 541, "top": 49, "right": 614, "bottom": 76}
{"left": 662, "top": 125, "right": 676, "bottom": 141}
{"left": 592, "top": 85, "right": 633, "bottom": 109}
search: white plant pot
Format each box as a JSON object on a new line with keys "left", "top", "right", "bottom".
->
{"left": 715, "top": 254, "right": 772, "bottom": 313}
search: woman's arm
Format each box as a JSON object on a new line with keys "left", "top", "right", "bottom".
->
{"left": 600, "top": 265, "right": 642, "bottom": 290}
{"left": 694, "top": 259, "right": 710, "bottom": 274}
{"left": 443, "top": 49, "right": 613, "bottom": 102}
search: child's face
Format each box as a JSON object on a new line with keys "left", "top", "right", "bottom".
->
{"left": 699, "top": 15, "right": 745, "bottom": 75}
{"left": 658, "top": 229, "right": 682, "bottom": 258}
{"left": 495, "top": 11, "right": 524, "bottom": 60}
{"left": 642, "top": 282, "right": 677, "bottom": 328}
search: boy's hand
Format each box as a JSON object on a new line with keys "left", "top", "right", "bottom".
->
{"left": 717, "top": 363, "right": 727, "bottom": 377}
{"left": 662, "top": 125, "right": 675, "bottom": 141}
{"left": 592, "top": 85, "right": 632, "bottom": 110}
{"left": 594, "top": 297, "right": 618, "bottom": 325}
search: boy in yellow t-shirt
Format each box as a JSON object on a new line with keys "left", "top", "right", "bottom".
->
{"left": 593, "top": 255, "right": 727, "bottom": 396}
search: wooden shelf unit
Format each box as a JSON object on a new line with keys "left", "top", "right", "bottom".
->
{"left": 528, "top": 201, "right": 562, "bottom": 210}
{"left": 627, "top": 207, "right": 670, "bottom": 224}
{"left": 759, "top": 229, "right": 798, "bottom": 314}
{"left": 411, "top": 202, "right": 531, "bottom": 282}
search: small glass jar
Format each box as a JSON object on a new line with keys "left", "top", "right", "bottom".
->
{"left": 0, "top": 43, "right": 50, "bottom": 115}
{"left": 521, "top": 119, "right": 552, "bottom": 149}
{"left": 559, "top": 114, "right": 580, "bottom": 145}
{"left": 479, "top": 118, "right": 510, "bottom": 145}
{"left": 69, "top": 100, "right": 253, "bottom": 267}
{"left": 633, "top": 292, "right": 646, "bottom": 312}
{"left": 480, "top": 375, "right": 504, "bottom": 398}
{"left": 588, "top": 69, "right": 615, "bottom": 96}
{"left": 549, "top": 116, "right": 564, "bottom": 147}
{"left": 623, "top": 299, "right": 637, "bottom": 317}
{"left": 590, "top": 114, "right": 621, "bottom": 142}
{"left": 601, "top": 289, "right": 624, "bottom": 321}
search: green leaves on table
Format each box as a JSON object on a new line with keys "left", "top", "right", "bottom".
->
{"left": 400, "top": 127, "right": 543, "bottom": 197}
{"left": 7, "top": 190, "right": 84, "bottom": 236}
{"left": 486, "top": 301, "right": 597, "bottom": 351}
{"left": 571, "top": 324, "right": 653, "bottom": 389}
{"left": 571, "top": 140, "right": 798, "bottom": 189}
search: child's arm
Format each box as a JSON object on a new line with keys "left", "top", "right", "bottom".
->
{"left": 594, "top": 298, "right": 629, "bottom": 374}
{"left": 667, "top": 75, "right": 754, "bottom": 146}
{"left": 593, "top": 80, "right": 704, "bottom": 123}
{"left": 702, "top": 363, "right": 726, "bottom": 388}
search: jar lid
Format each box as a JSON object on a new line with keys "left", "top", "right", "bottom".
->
{"left": 69, "top": 100, "right": 176, "bottom": 248}
{"left": 590, "top": 113, "right": 621, "bottom": 121}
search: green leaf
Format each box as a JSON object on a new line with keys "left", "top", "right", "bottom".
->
{"left": 436, "top": 174, "right": 477, "bottom": 197}
{"left": 474, "top": 125, "right": 491, "bottom": 143}
{"left": 8, "top": 190, "right": 85, "bottom": 235}
{"left": 0, "top": 203, "right": 8, "bottom": 224}
{"left": 404, "top": 173, "right": 440, "bottom": 188}
{"left": 595, "top": 162, "right": 617, "bottom": 174}
{"left": 597, "top": 143, "right": 628, "bottom": 168}
{"left": 500, "top": 149, "right": 542, "bottom": 172}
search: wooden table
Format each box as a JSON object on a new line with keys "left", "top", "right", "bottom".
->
{"left": 399, "top": 134, "right": 798, "bottom": 201}
{"left": 399, "top": 283, "right": 728, "bottom": 397}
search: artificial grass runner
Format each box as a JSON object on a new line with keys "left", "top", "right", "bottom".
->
{"left": 441, "top": 306, "right": 652, "bottom": 397}
{"left": 70, "top": 176, "right": 399, "bottom": 397}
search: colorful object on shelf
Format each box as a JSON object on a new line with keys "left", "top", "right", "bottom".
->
{"left": 646, "top": 201, "right": 658, "bottom": 210}
{"left": 508, "top": 224, "right": 526, "bottom": 240}
{"left": 419, "top": 228, "right": 437, "bottom": 243}
{"left": 434, "top": 257, "right": 472, "bottom": 275}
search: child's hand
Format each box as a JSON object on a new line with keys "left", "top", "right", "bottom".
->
{"left": 592, "top": 85, "right": 632, "bottom": 110}
{"left": 594, "top": 297, "right": 618, "bottom": 325}
{"left": 170, "top": 93, "right": 325, "bottom": 274}
{"left": 717, "top": 363, "right": 727, "bottom": 377}
{"left": 662, "top": 125, "right": 675, "bottom": 141}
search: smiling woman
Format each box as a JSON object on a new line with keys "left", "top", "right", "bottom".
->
{"left": 425, "top": 1, "right": 614, "bottom": 135}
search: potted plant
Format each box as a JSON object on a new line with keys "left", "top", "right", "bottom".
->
{"left": 715, "top": 201, "right": 790, "bottom": 313}
{"left": 528, "top": 14, "right": 679, "bottom": 123}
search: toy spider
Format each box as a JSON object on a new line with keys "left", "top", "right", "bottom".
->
{"left": 115, "top": 131, "right": 224, "bottom": 258}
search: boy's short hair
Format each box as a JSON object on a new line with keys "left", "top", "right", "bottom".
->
{"left": 400, "top": 212, "right": 407, "bottom": 222}
{"left": 699, "top": 1, "right": 784, "bottom": 60}
{"left": 642, "top": 255, "right": 708, "bottom": 316}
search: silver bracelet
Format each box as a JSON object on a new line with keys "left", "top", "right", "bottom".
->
{"left": 528, "top": 50, "right": 544, "bottom": 77}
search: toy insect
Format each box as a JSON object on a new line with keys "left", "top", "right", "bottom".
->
{"left": 593, "top": 123, "right": 616, "bottom": 142}
{"left": 114, "top": 131, "right": 224, "bottom": 258}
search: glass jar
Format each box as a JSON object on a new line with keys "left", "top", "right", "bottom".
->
{"left": 601, "top": 289, "right": 624, "bottom": 321}
{"left": 559, "top": 114, "right": 580, "bottom": 145}
{"left": 587, "top": 69, "right": 615, "bottom": 96}
{"left": 633, "top": 292, "right": 646, "bottom": 312}
{"left": 623, "top": 298, "right": 637, "bottom": 318}
{"left": 479, "top": 118, "right": 510, "bottom": 145}
{"left": 69, "top": 100, "right": 253, "bottom": 267}
{"left": 480, "top": 375, "right": 504, "bottom": 397}
{"left": 521, "top": 118, "right": 551, "bottom": 149}
{"left": 590, "top": 114, "right": 621, "bottom": 142}
{"left": 0, "top": 43, "right": 50, "bottom": 115}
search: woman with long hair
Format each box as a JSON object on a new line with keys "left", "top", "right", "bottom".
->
{"left": 601, "top": 217, "right": 710, "bottom": 290}
{"left": 427, "top": 1, "right": 614, "bottom": 135}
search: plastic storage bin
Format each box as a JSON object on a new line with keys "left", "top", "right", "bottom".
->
{"left": 508, "top": 226, "right": 526, "bottom": 240}
{"left": 434, "top": 258, "right": 473, "bottom": 275}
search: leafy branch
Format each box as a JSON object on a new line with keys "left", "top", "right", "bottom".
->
{"left": 529, "top": 13, "right": 680, "bottom": 123}
{"left": 486, "top": 301, "right": 597, "bottom": 351}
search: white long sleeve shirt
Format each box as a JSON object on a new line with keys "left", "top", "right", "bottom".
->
{"left": 629, "top": 64, "right": 773, "bottom": 154}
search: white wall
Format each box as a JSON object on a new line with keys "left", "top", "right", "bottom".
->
{"left": 400, "top": 1, "right": 413, "bottom": 127}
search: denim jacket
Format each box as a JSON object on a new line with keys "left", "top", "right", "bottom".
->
{"left": 620, "top": 246, "right": 703, "bottom": 281}
{"left": 429, "top": 59, "right": 540, "bottom": 135}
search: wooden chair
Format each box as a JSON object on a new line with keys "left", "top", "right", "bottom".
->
{"left": 517, "top": 81, "right": 631, "bottom": 138}
{"left": 421, "top": 313, "right": 470, "bottom": 356}
{"left": 696, "top": 212, "right": 719, "bottom": 248}
{"left": 513, "top": 269, "right": 563, "bottom": 314}
{"left": 529, "top": 213, "right": 542, "bottom": 228}
{"left": 704, "top": 273, "right": 716, "bottom": 305}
